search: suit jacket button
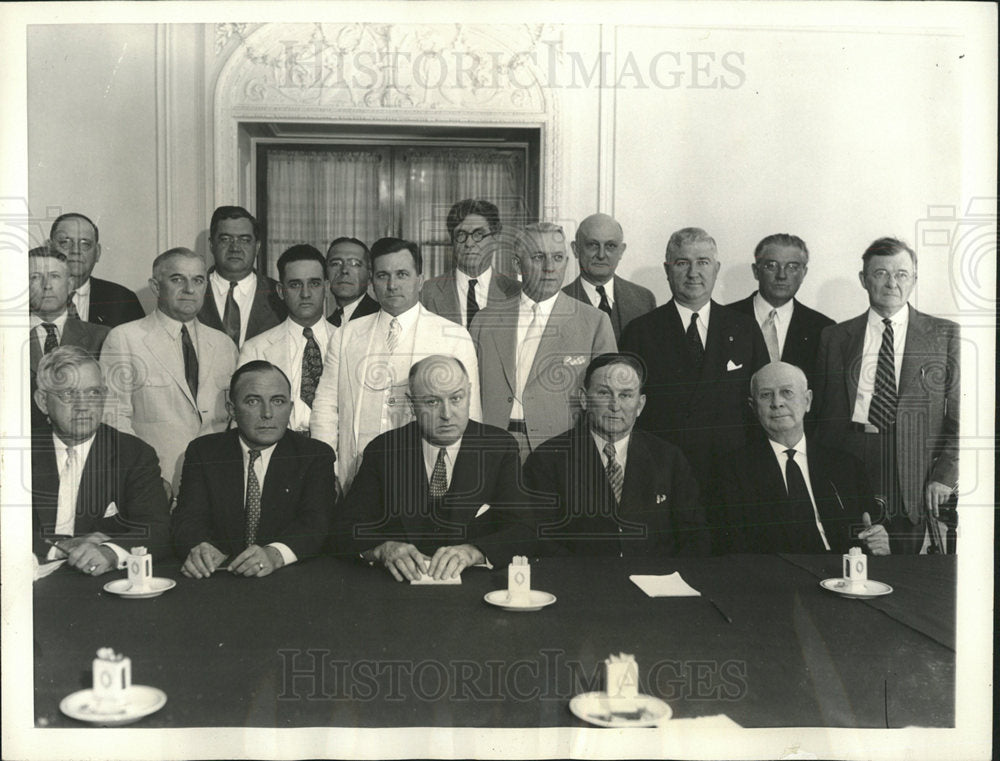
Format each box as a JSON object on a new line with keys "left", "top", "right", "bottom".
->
{"left": 507, "top": 396, "right": 513, "bottom": 403}
{"left": 388, "top": 397, "right": 395, "bottom": 406}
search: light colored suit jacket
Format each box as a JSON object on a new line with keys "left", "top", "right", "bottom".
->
{"left": 100, "top": 312, "right": 238, "bottom": 488}
{"left": 470, "top": 292, "right": 616, "bottom": 452}
{"left": 310, "top": 304, "right": 482, "bottom": 490}
{"left": 562, "top": 274, "right": 656, "bottom": 343}
{"left": 420, "top": 269, "right": 521, "bottom": 326}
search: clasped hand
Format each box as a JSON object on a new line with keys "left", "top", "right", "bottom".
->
{"left": 182, "top": 542, "right": 284, "bottom": 579}
{"left": 371, "top": 541, "right": 484, "bottom": 582}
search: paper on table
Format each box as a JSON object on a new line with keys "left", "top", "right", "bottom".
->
{"left": 629, "top": 572, "right": 701, "bottom": 597}
{"left": 410, "top": 572, "right": 462, "bottom": 585}
{"left": 34, "top": 557, "right": 67, "bottom": 581}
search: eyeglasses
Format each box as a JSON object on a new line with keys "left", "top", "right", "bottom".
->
{"left": 453, "top": 229, "right": 494, "bottom": 244}
{"left": 52, "top": 237, "right": 96, "bottom": 253}
{"left": 759, "top": 261, "right": 805, "bottom": 275}
{"left": 215, "top": 234, "right": 255, "bottom": 247}
{"left": 327, "top": 258, "right": 366, "bottom": 270}
{"left": 49, "top": 387, "right": 107, "bottom": 404}
{"left": 869, "top": 269, "right": 912, "bottom": 284}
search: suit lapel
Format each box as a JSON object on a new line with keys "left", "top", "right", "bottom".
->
{"left": 782, "top": 300, "right": 806, "bottom": 364}
{"left": 32, "top": 434, "right": 60, "bottom": 534}
{"left": 619, "top": 432, "right": 649, "bottom": 513}
{"left": 246, "top": 274, "right": 274, "bottom": 338}
{"left": 221, "top": 431, "right": 249, "bottom": 539}
{"left": 700, "top": 302, "right": 728, "bottom": 383}
{"left": 898, "top": 305, "right": 929, "bottom": 396}
{"left": 843, "top": 314, "right": 867, "bottom": 408}
{"left": 662, "top": 300, "right": 691, "bottom": 377}
{"left": 143, "top": 317, "right": 197, "bottom": 410}
{"left": 488, "top": 300, "right": 518, "bottom": 395}
{"left": 200, "top": 274, "right": 224, "bottom": 328}
{"left": 526, "top": 293, "right": 576, "bottom": 387}
{"left": 264, "top": 325, "right": 290, "bottom": 364}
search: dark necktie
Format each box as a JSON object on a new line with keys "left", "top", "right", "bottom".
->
{"left": 868, "top": 317, "right": 898, "bottom": 430}
{"left": 41, "top": 323, "right": 59, "bottom": 354}
{"left": 686, "top": 312, "right": 704, "bottom": 368}
{"left": 329, "top": 307, "right": 344, "bottom": 327}
{"left": 429, "top": 448, "right": 449, "bottom": 497}
{"left": 596, "top": 284, "right": 613, "bottom": 319}
{"left": 300, "top": 326, "right": 323, "bottom": 408}
{"left": 245, "top": 448, "right": 262, "bottom": 546}
{"left": 604, "top": 442, "right": 624, "bottom": 503}
{"left": 222, "top": 280, "right": 241, "bottom": 345}
{"left": 66, "top": 297, "right": 81, "bottom": 320}
{"left": 784, "top": 449, "right": 811, "bottom": 504}
{"left": 180, "top": 324, "right": 199, "bottom": 400}
{"left": 784, "top": 449, "right": 824, "bottom": 550}
{"left": 466, "top": 279, "right": 480, "bottom": 329}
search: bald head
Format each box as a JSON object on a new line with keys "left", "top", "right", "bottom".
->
{"left": 408, "top": 355, "right": 472, "bottom": 446}
{"left": 750, "top": 362, "right": 812, "bottom": 446}
{"left": 572, "top": 213, "right": 626, "bottom": 286}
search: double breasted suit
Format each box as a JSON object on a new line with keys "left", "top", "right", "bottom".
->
{"left": 562, "top": 274, "right": 656, "bottom": 343}
{"left": 337, "top": 421, "right": 535, "bottom": 565}
{"left": 812, "top": 305, "right": 959, "bottom": 528}
{"left": 420, "top": 269, "right": 522, "bottom": 326}
{"left": 197, "top": 269, "right": 286, "bottom": 344}
{"left": 470, "top": 292, "right": 617, "bottom": 453}
{"left": 171, "top": 429, "right": 336, "bottom": 560}
{"left": 100, "top": 313, "right": 238, "bottom": 488}
{"left": 86, "top": 276, "right": 145, "bottom": 327}
{"left": 31, "top": 423, "right": 171, "bottom": 557}
{"left": 524, "top": 424, "right": 708, "bottom": 557}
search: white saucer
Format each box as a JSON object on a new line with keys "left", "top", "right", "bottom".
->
{"left": 569, "top": 691, "right": 672, "bottom": 727}
{"left": 103, "top": 577, "right": 176, "bottom": 599}
{"left": 820, "top": 578, "right": 893, "bottom": 599}
{"left": 484, "top": 589, "right": 556, "bottom": 612}
{"left": 60, "top": 685, "right": 167, "bottom": 726}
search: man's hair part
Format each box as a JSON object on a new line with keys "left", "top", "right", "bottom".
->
{"left": 229, "top": 360, "right": 291, "bottom": 399}
{"left": 277, "top": 244, "right": 326, "bottom": 281}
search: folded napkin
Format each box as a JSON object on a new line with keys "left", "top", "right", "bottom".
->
{"left": 410, "top": 572, "right": 462, "bottom": 585}
{"left": 33, "top": 556, "right": 66, "bottom": 581}
{"left": 629, "top": 572, "right": 701, "bottom": 597}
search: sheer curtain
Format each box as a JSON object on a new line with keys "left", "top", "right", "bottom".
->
{"left": 401, "top": 148, "right": 527, "bottom": 277}
{"left": 265, "top": 149, "right": 382, "bottom": 278}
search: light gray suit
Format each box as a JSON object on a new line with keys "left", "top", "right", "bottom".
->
{"left": 100, "top": 311, "right": 238, "bottom": 488}
{"left": 562, "top": 274, "right": 656, "bottom": 343}
{"left": 420, "top": 269, "right": 521, "bottom": 326}
{"left": 310, "top": 304, "right": 482, "bottom": 490}
{"left": 470, "top": 292, "right": 616, "bottom": 453}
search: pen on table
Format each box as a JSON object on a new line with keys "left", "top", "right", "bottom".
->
{"left": 704, "top": 596, "right": 733, "bottom": 624}
{"left": 44, "top": 538, "right": 70, "bottom": 558}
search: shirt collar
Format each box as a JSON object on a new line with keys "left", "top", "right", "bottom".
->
{"left": 752, "top": 292, "right": 794, "bottom": 323}
{"left": 52, "top": 431, "right": 98, "bottom": 460}
{"left": 211, "top": 269, "right": 256, "bottom": 296}
{"left": 75, "top": 278, "right": 91, "bottom": 298}
{"left": 591, "top": 430, "right": 629, "bottom": 462}
{"left": 581, "top": 276, "right": 615, "bottom": 306}
{"left": 456, "top": 266, "right": 493, "bottom": 293}
{"left": 673, "top": 300, "right": 711, "bottom": 328}
{"left": 31, "top": 311, "right": 69, "bottom": 330}
{"left": 286, "top": 315, "right": 329, "bottom": 342}
{"left": 422, "top": 437, "right": 464, "bottom": 472}
{"left": 238, "top": 435, "right": 279, "bottom": 460}
{"left": 520, "top": 290, "right": 559, "bottom": 320}
{"left": 867, "top": 305, "right": 909, "bottom": 329}
{"left": 768, "top": 434, "right": 807, "bottom": 461}
{"left": 378, "top": 301, "right": 420, "bottom": 332}
{"left": 154, "top": 307, "right": 198, "bottom": 337}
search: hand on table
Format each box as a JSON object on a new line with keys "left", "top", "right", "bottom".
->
{"left": 925, "top": 481, "right": 955, "bottom": 519}
{"left": 426, "top": 544, "right": 484, "bottom": 580}
{"left": 229, "top": 544, "right": 284, "bottom": 578}
{"left": 181, "top": 542, "right": 228, "bottom": 578}
{"left": 859, "top": 511, "right": 890, "bottom": 556}
{"left": 58, "top": 533, "right": 116, "bottom": 576}
{"left": 370, "top": 541, "right": 430, "bottom": 582}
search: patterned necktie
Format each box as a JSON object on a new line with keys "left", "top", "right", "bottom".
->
{"left": 55, "top": 445, "right": 78, "bottom": 536}
{"left": 466, "top": 279, "right": 480, "bottom": 328}
{"left": 762, "top": 308, "right": 780, "bottom": 362}
{"left": 686, "top": 312, "right": 704, "bottom": 369}
{"left": 41, "top": 323, "right": 59, "bottom": 354}
{"left": 180, "top": 324, "right": 199, "bottom": 400}
{"left": 223, "top": 280, "right": 241, "bottom": 345}
{"left": 67, "top": 296, "right": 81, "bottom": 320}
{"left": 245, "top": 448, "right": 262, "bottom": 546}
{"left": 330, "top": 307, "right": 344, "bottom": 327}
{"left": 604, "top": 442, "right": 624, "bottom": 503}
{"left": 868, "top": 318, "right": 898, "bottom": 430}
{"left": 596, "top": 284, "right": 613, "bottom": 318}
{"left": 429, "top": 447, "right": 449, "bottom": 497}
{"left": 385, "top": 317, "right": 401, "bottom": 354}
{"left": 300, "top": 326, "right": 323, "bottom": 408}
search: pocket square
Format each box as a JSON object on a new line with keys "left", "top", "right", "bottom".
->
{"left": 726, "top": 360, "right": 743, "bottom": 372}
{"left": 655, "top": 494, "right": 667, "bottom": 504}
{"left": 562, "top": 355, "right": 587, "bottom": 366}
{"left": 103, "top": 502, "right": 119, "bottom": 518}
{"left": 475, "top": 503, "right": 491, "bottom": 518}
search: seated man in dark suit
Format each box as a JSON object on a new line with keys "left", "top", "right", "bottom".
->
{"left": 47, "top": 212, "right": 145, "bottom": 327}
{"left": 524, "top": 353, "right": 708, "bottom": 557}
{"left": 325, "top": 236, "right": 379, "bottom": 326}
{"left": 337, "top": 355, "right": 534, "bottom": 581}
{"left": 717, "top": 361, "right": 890, "bottom": 555}
{"left": 726, "top": 233, "right": 834, "bottom": 390}
{"left": 171, "top": 361, "right": 336, "bottom": 578}
{"left": 32, "top": 347, "right": 170, "bottom": 575}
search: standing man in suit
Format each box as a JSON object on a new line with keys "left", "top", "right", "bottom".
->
{"left": 47, "top": 212, "right": 145, "bottom": 327}
{"left": 172, "top": 361, "right": 336, "bottom": 578}
{"left": 620, "top": 227, "right": 769, "bottom": 497}
{"left": 198, "top": 205, "right": 286, "bottom": 347}
{"left": 32, "top": 346, "right": 171, "bottom": 574}
{"left": 420, "top": 199, "right": 521, "bottom": 328}
{"left": 718, "top": 361, "right": 889, "bottom": 556}
{"left": 100, "top": 248, "right": 238, "bottom": 490}
{"left": 470, "top": 223, "right": 616, "bottom": 461}
{"left": 727, "top": 233, "right": 834, "bottom": 388}
{"left": 338, "top": 355, "right": 534, "bottom": 581}
{"left": 326, "top": 236, "right": 379, "bottom": 327}
{"left": 563, "top": 213, "right": 656, "bottom": 342}
{"left": 310, "top": 237, "right": 481, "bottom": 490}
{"left": 524, "top": 353, "right": 708, "bottom": 557}
{"left": 814, "top": 237, "right": 959, "bottom": 554}
{"left": 239, "top": 245, "right": 332, "bottom": 435}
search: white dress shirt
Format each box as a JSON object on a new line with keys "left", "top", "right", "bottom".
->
{"left": 238, "top": 437, "right": 296, "bottom": 566}
{"left": 282, "top": 317, "right": 332, "bottom": 433}
{"left": 153, "top": 308, "right": 201, "bottom": 365}
{"left": 852, "top": 306, "right": 909, "bottom": 426}
{"left": 580, "top": 277, "right": 616, "bottom": 308}
{"left": 210, "top": 270, "right": 257, "bottom": 346}
{"left": 455, "top": 266, "right": 494, "bottom": 327}
{"left": 511, "top": 292, "right": 559, "bottom": 420}
{"left": 72, "top": 277, "right": 92, "bottom": 321}
{"left": 421, "top": 437, "right": 464, "bottom": 490}
{"left": 752, "top": 292, "right": 795, "bottom": 357}
{"left": 30, "top": 310, "right": 68, "bottom": 353}
{"left": 591, "top": 431, "right": 630, "bottom": 473}
{"left": 375, "top": 304, "right": 420, "bottom": 432}
{"left": 767, "top": 435, "right": 830, "bottom": 551}
{"left": 673, "top": 301, "right": 710, "bottom": 346}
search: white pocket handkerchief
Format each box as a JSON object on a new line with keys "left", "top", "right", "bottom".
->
{"left": 655, "top": 494, "right": 667, "bottom": 504}
{"left": 563, "top": 355, "right": 587, "bottom": 366}
{"left": 102, "top": 502, "right": 119, "bottom": 518}
{"left": 726, "top": 360, "right": 743, "bottom": 372}
{"left": 475, "top": 503, "right": 491, "bottom": 518}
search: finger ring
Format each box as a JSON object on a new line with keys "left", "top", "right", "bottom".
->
{"left": 257, "top": 562, "right": 264, "bottom": 571}
{"left": 88, "top": 565, "right": 96, "bottom": 573}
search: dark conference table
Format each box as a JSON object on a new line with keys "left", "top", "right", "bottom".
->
{"left": 33, "top": 553, "right": 955, "bottom": 729}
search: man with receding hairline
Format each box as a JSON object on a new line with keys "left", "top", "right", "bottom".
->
{"left": 563, "top": 213, "right": 656, "bottom": 341}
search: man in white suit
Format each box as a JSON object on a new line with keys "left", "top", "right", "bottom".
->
{"left": 100, "top": 248, "right": 238, "bottom": 491}
{"left": 239, "top": 245, "right": 332, "bottom": 434}
{"left": 310, "top": 237, "right": 481, "bottom": 490}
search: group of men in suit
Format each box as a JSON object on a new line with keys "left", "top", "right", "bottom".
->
{"left": 30, "top": 198, "right": 960, "bottom": 582}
